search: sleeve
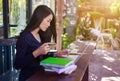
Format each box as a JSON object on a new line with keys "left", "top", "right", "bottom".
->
{"left": 14, "top": 36, "right": 35, "bottom": 70}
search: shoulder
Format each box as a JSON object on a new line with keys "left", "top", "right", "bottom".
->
{"left": 20, "top": 31, "right": 31, "bottom": 38}
{"left": 18, "top": 31, "right": 32, "bottom": 40}
{"left": 17, "top": 31, "right": 33, "bottom": 44}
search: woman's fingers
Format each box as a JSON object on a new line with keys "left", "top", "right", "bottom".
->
{"left": 54, "top": 49, "right": 69, "bottom": 57}
{"left": 60, "top": 49, "right": 69, "bottom": 55}
{"left": 38, "top": 43, "right": 50, "bottom": 54}
{"left": 44, "top": 45, "right": 50, "bottom": 52}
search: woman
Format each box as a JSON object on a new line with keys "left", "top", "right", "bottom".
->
{"left": 14, "top": 5, "right": 68, "bottom": 81}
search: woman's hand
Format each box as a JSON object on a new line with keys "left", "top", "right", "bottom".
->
{"left": 38, "top": 43, "right": 50, "bottom": 54}
{"left": 33, "top": 43, "right": 50, "bottom": 58}
{"left": 54, "top": 49, "right": 70, "bottom": 57}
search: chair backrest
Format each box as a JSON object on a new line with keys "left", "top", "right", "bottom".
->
{"left": 0, "top": 38, "right": 17, "bottom": 75}
{"left": 96, "top": 33, "right": 113, "bottom": 50}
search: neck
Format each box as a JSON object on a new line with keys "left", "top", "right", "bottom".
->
{"left": 31, "top": 27, "right": 39, "bottom": 34}
{"left": 31, "top": 28, "right": 41, "bottom": 42}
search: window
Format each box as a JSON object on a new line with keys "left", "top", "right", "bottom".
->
{"left": 9, "top": 0, "right": 26, "bottom": 37}
{"left": 32, "top": 0, "right": 55, "bottom": 13}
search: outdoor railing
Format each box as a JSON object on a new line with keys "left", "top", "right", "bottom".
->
{"left": 0, "top": 38, "right": 17, "bottom": 75}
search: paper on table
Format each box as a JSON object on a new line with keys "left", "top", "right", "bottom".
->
{"left": 52, "top": 63, "right": 77, "bottom": 74}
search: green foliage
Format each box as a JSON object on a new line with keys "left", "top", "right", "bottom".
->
{"left": 106, "top": 19, "right": 119, "bottom": 38}
{"left": 62, "top": 33, "right": 74, "bottom": 49}
{"left": 0, "top": 0, "right": 2, "bottom": 12}
{"left": 62, "top": 17, "right": 70, "bottom": 28}
{"left": 110, "top": 28, "right": 116, "bottom": 38}
{"left": 9, "top": 0, "right": 26, "bottom": 24}
{"left": 107, "top": 20, "right": 117, "bottom": 28}
{"left": 9, "top": 0, "right": 20, "bottom": 24}
{"left": 10, "top": 27, "right": 17, "bottom": 37}
{"left": 75, "top": 0, "right": 87, "bottom": 7}
{"left": 109, "top": 1, "right": 120, "bottom": 16}
{"left": 89, "top": 11, "right": 104, "bottom": 20}
{"left": 75, "top": 14, "right": 92, "bottom": 40}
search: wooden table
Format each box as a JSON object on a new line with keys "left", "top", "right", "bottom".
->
{"left": 27, "top": 41, "right": 96, "bottom": 81}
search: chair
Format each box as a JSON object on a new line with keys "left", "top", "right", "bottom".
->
{"left": 96, "top": 33, "right": 113, "bottom": 50}
{"left": 0, "top": 38, "right": 19, "bottom": 81}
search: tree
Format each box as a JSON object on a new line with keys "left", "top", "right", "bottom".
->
{"left": 110, "top": 1, "right": 120, "bottom": 17}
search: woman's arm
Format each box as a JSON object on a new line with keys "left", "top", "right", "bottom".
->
{"left": 14, "top": 36, "right": 35, "bottom": 69}
{"left": 33, "top": 43, "right": 50, "bottom": 58}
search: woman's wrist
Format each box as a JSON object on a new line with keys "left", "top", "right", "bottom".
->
{"left": 32, "top": 48, "right": 41, "bottom": 58}
{"left": 53, "top": 52, "right": 58, "bottom": 57}
{"left": 33, "top": 51, "right": 39, "bottom": 58}
{"left": 53, "top": 51, "right": 62, "bottom": 57}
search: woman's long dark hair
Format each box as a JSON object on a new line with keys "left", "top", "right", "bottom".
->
{"left": 24, "top": 5, "right": 56, "bottom": 43}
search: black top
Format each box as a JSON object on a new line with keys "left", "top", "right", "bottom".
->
{"left": 14, "top": 31, "right": 53, "bottom": 81}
